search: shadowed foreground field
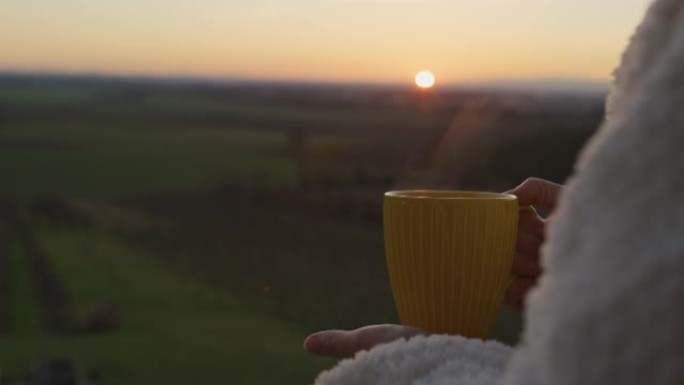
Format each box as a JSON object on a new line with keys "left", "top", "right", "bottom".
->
{"left": 0, "top": 74, "right": 602, "bottom": 384}
{"left": 1, "top": 225, "right": 332, "bottom": 384}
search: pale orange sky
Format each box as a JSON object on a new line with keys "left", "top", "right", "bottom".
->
{"left": 1, "top": 0, "right": 650, "bottom": 84}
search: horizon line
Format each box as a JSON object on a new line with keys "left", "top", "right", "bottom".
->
{"left": 0, "top": 69, "right": 611, "bottom": 92}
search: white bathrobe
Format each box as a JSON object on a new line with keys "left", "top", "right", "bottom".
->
{"left": 314, "top": 0, "right": 684, "bottom": 384}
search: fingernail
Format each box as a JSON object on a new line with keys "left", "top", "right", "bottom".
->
{"left": 304, "top": 332, "right": 331, "bottom": 352}
{"left": 303, "top": 334, "right": 318, "bottom": 351}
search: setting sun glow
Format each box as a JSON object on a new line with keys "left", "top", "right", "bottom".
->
{"left": 0, "top": 1, "right": 646, "bottom": 84}
{"left": 415, "top": 71, "right": 436, "bottom": 89}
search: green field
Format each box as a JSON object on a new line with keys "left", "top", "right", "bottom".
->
{"left": 0, "top": 78, "right": 427, "bottom": 383}
{"left": 0, "top": 120, "right": 297, "bottom": 197}
{"left": 1, "top": 227, "right": 332, "bottom": 384}
{"left": 0, "top": 75, "right": 597, "bottom": 383}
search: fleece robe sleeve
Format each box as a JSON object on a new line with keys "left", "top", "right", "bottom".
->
{"left": 314, "top": 335, "right": 511, "bottom": 385}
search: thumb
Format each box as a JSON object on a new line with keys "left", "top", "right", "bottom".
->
{"left": 303, "top": 324, "right": 425, "bottom": 358}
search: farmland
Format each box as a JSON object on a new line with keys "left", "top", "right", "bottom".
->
{"left": 0, "top": 73, "right": 604, "bottom": 384}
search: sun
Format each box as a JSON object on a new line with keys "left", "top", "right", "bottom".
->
{"left": 415, "top": 70, "right": 436, "bottom": 89}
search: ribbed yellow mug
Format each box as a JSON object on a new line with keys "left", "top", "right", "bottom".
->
{"left": 383, "top": 190, "right": 518, "bottom": 338}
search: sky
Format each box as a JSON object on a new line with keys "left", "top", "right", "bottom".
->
{"left": 1, "top": 0, "right": 651, "bottom": 85}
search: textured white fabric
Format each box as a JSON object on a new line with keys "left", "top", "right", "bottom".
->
{"left": 313, "top": 0, "right": 684, "bottom": 384}
{"left": 315, "top": 336, "right": 510, "bottom": 385}
{"left": 606, "top": 0, "right": 684, "bottom": 120}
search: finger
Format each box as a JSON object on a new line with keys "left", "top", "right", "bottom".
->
{"left": 507, "top": 178, "right": 563, "bottom": 211}
{"left": 504, "top": 294, "right": 524, "bottom": 314}
{"left": 516, "top": 230, "right": 542, "bottom": 258}
{"left": 303, "top": 324, "right": 425, "bottom": 358}
{"left": 512, "top": 252, "right": 542, "bottom": 277}
{"left": 504, "top": 277, "right": 537, "bottom": 314}
{"left": 355, "top": 324, "right": 426, "bottom": 350}
{"left": 518, "top": 207, "right": 546, "bottom": 237}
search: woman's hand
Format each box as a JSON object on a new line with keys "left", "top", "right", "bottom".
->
{"left": 304, "top": 178, "right": 564, "bottom": 359}
{"left": 505, "top": 177, "right": 563, "bottom": 312}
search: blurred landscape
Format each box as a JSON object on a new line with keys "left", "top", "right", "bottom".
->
{"left": 0, "top": 72, "right": 604, "bottom": 384}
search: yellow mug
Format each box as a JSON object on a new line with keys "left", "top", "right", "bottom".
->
{"left": 383, "top": 190, "right": 518, "bottom": 338}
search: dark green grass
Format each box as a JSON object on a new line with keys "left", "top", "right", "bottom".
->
{"left": 0, "top": 121, "right": 297, "bottom": 198}
{"left": 0, "top": 81, "right": 438, "bottom": 198}
{"left": 0, "top": 228, "right": 333, "bottom": 384}
{"left": 6, "top": 237, "right": 42, "bottom": 336}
